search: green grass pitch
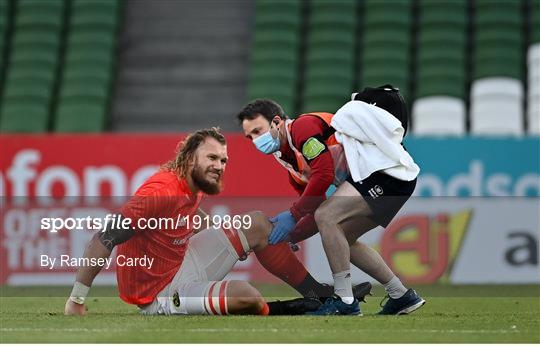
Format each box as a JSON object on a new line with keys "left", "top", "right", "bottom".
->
{"left": 1, "top": 284, "right": 539, "bottom": 343}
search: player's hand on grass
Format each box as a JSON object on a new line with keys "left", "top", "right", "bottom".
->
{"left": 64, "top": 298, "right": 87, "bottom": 316}
{"left": 268, "top": 210, "right": 296, "bottom": 244}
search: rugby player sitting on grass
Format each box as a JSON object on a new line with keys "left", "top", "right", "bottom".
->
{"left": 64, "top": 128, "right": 368, "bottom": 316}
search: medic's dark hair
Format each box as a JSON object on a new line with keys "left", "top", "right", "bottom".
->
{"left": 236, "top": 99, "right": 286, "bottom": 124}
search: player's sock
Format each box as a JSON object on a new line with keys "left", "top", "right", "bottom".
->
{"left": 255, "top": 243, "right": 324, "bottom": 297}
{"left": 383, "top": 276, "right": 408, "bottom": 299}
{"left": 333, "top": 270, "right": 355, "bottom": 304}
{"left": 259, "top": 302, "right": 270, "bottom": 316}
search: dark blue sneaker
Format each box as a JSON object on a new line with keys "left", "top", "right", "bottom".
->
{"left": 306, "top": 296, "right": 361, "bottom": 316}
{"left": 378, "top": 289, "right": 426, "bottom": 315}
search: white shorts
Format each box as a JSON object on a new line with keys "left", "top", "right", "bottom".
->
{"left": 140, "top": 225, "right": 250, "bottom": 315}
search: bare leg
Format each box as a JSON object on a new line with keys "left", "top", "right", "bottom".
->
{"left": 225, "top": 280, "right": 267, "bottom": 314}
{"left": 349, "top": 241, "right": 395, "bottom": 285}
{"left": 237, "top": 212, "right": 336, "bottom": 299}
{"left": 237, "top": 211, "right": 272, "bottom": 252}
{"left": 315, "top": 182, "right": 408, "bottom": 302}
{"left": 291, "top": 212, "right": 395, "bottom": 287}
{"left": 315, "top": 181, "right": 406, "bottom": 303}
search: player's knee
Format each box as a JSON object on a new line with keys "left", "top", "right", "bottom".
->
{"left": 245, "top": 211, "right": 266, "bottom": 231}
{"left": 242, "top": 211, "right": 270, "bottom": 249}
{"left": 314, "top": 206, "right": 335, "bottom": 232}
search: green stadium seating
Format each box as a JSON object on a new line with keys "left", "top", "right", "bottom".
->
{"left": 360, "top": 0, "right": 412, "bottom": 99}
{"left": 248, "top": 0, "right": 302, "bottom": 114}
{"left": 533, "top": 0, "right": 540, "bottom": 42}
{"left": 416, "top": 77, "right": 465, "bottom": 100}
{"left": 474, "top": 0, "right": 523, "bottom": 71}
{"left": 474, "top": 61, "right": 523, "bottom": 80}
{"left": 250, "top": 50, "right": 298, "bottom": 67}
{"left": 309, "top": 13, "right": 355, "bottom": 29}
{"left": 302, "top": 0, "right": 356, "bottom": 113}
{"left": 252, "top": 0, "right": 534, "bottom": 132}
{"left": 247, "top": 82, "right": 296, "bottom": 116}
{"left": 7, "top": 67, "right": 56, "bottom": 86}
{"left": 52, "top": 0, "right": 121, "bottom": 132}
{"left": 419, "top": 30, "right": 466, "bottom": 46}
{"left": 0, "top": 0, "right": 65, "bottom": 133}
{"left": 71, "top": 12, "right": 118, "bottom": 30}
{"left": 0, "top": 104, "right": 49, "bottom": 132}
{"left": 476, "top": 30, "right": 522, "bottom": 45}
{"left": 414, "top": 0, "right": 468, "bottom": 102}
{"left": 55, "top": 102, "right": 107, "bottom": 132}
{"left": 67, "top": 31, "right": 115, "bottom": 49}
{"left": 307, "top": 48, "right": 355, "bottom": 64}
{"left": 0, "top": 0, "right": 8, "bottom": 78}
{"left": 304, "top": 80, "right": 353, "bottom": 113}
{"left": 364, "top": 11, "right": 411, "bottom": 27}
{"left": 250, "top": 61, "right": 296, "bottom": 77}
{"left": 3, "top": 82, "right": 50, "bottom": 101}
{"left": 420, "top": 5, "right": 466, "bottom": 27}
{"left": 305, "top": 64, "right": 353, "bottom": 82}
{"left": 70, "top": 0, "right": 121, "bottom": 31}
{"left": 417, "top": 49, "right": 465, "bottom": 66}
{"left": 363, "top": 68, "right": 408, "bottom": 84}
{"left": 60, "top": 82, "right": 108, "bottom": 100}
{"left": 252, "top": 30, "right": 299, "bottom": 46}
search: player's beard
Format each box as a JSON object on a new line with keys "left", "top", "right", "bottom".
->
{"left": 191, "top": 163, "right": 223, "bottom": 195}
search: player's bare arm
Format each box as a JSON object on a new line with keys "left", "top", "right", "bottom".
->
{"left": 64, "top": 216, "right": 133, "bottom": 315}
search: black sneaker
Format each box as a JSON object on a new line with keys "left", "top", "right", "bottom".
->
{"left": 307, "top": 282, "right": 372, "bottom": 303}
{"left": 353, "top": 281, "right": 373, "bottom": 303}
{"left": 378, "top": 289, "right": 426, "bottom": 315}
{"left": 268, "top": 297, "right": 322, "bottom": 315}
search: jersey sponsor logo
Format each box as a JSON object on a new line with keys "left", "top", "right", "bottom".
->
{"left": 302, "top": 137, "right": 326, "bottom": 160}
{"left": 172, "top": 238, "right": 186, "bottom": 245}
{"left": 368, "top": 185, "right": 383, "bottom": 199}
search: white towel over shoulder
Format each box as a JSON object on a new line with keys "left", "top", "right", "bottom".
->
{"left": 331, "top": 100, "right": 420, "bottom": 182}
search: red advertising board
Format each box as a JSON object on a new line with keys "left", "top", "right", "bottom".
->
{"left": 0, "top": 134, "right": 300, "bottom": 285}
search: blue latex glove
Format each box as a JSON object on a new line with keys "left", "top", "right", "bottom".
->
{"left": 268, "top": 210, "right": 296, "bottom": 245}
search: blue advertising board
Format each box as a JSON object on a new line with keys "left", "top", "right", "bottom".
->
{"left": 405, "top": 138, "right": 540, "bottom": 197}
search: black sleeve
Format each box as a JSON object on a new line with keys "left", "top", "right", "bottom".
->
{"left": 98, "top": 215, "right": 135, "bottom": 251}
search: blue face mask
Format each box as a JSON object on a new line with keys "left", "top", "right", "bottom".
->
{"left": 253, "top": 128, "right": 280, "bottom": 154}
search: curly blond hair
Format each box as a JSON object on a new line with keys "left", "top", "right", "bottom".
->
{"left": 162, "top": 127, "right": 226, "bottom": 178}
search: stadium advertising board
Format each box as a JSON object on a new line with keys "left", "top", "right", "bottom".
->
{"left": 304, "top": 198, "right": 540, "bottom": 284}
{"left": 407, "top": 138, "right": 539, "bottom": 197}
{"left": 1, "top": 134, "right": 538, "bottom": 285}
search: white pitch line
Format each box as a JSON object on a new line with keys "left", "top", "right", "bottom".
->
{"left": 0, "top": 327, "right": 523, "bottom": 334}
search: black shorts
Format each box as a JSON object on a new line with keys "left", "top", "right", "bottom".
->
{"left": 346, "top": 171, "right": 416, "bottom": 227}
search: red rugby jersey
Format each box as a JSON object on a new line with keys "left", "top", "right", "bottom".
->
{"left": 116, "top": 170, "right": 203, "bottom": 305}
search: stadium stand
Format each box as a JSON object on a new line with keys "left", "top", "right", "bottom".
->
{"left": 412, "top": 0, "right": 467, "bottom": 136}
{"left": 248, "top": 0, "right": 301, "bottom": 115}
{"left": 302, "top": 0, "right": 357, "bottom": 113}
{"left": 111, "top": 0, "right": 251, "bottom": 132}
{"left": 528, "top": 0, "right": 540, "bottom": 134}
{"left": 470, "top": 0, "right": 524, "bottom": 135}
{"left": 54, "top": 0, "right": 121, "bottom": 132}
{"left": 0, "top": 0, "right": 536, "bottom": 136}
{"left": 0, "top": 0, "right": 8, "bottom": 82}
{"left": 360, "top": 0, "right": 412, "bottom": 101}
{"left": 0, "top": 0, "right": 65, "bottom": 133}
